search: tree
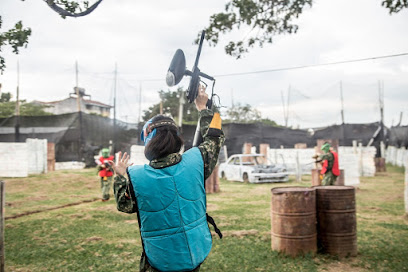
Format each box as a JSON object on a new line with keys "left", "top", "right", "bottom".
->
{"left": 142, "top": 88, "right": 200, "bottom": 123}
{"left": 200, "top": 0, "right": 408, "bottom": 59}
{"left": 0, "top": 92, "right": 12, "bottom": 102}
{"left": 0, "top": 18, "right": 31, "bottom": 73}
{"left": 0, "top": 0, "right": 102, "bottom": 73}
{"left": 0, "top": 92, "right": 53, "bottom": 117}
{"left": 224, "top": 102, "right": 279, "bottom": 126}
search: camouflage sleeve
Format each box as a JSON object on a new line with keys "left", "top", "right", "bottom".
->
{"left": 320, "top": 153, "right": 333, "bottom": 162}
{"left": 197, "top": 109, "right": 225, "bottom": 181}
{"left": 113, "top": 175, "right": 137, "bottom": 214}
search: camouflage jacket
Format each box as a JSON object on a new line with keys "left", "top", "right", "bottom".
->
{"left": 113, "top": 109, "right": 225, "bottom": 214}
{"left": 319, "top": 152, "right": 334, "bottom": 171}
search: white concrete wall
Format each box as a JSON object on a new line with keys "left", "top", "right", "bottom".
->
{"left": 0, "top": 143, "right": 28, "bottom": 177}
{"left": 267, "top": 146, "right": 378, "bottom": 185}
{"left": 339, "top": 146, "right": 376, "bottom": 177}
{"left": 386, "top": 146, "right": 408, "bottom": 167}
{"left": 268, "top": 148, "right": 315, "bottom": 174}
{"left": 338, "top": 150, "right": 360, "bottom": 186}
{"left": 130, "top": 145, "right": 149, "bottom": 166}
{"left": 26, "top": 138, "right": 48, "bottom": 175}
{"left": 55, "top": 161, "right": 86, "bottom": 170}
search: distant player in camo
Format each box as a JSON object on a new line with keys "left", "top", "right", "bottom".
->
{"left": 313, "top": 142, "right": 340, "bottom": 186}
{"left": 97, "top": 148, "right": 114, "bottom": 201}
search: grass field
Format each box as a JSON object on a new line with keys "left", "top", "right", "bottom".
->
{"left": 3, "top": 165, "right": 408, "bottom": 271}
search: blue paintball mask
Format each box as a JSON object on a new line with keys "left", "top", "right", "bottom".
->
{"left": 140, "top": 117, "right": 178, "bottom": 146}
{"left": 141, "top": 119, "right": 157, "bottom": 146}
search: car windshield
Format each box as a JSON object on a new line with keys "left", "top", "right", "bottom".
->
{"left": 241, "top": 156, "right": 267, "bottom": 166}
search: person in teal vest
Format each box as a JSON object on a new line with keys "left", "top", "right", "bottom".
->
{"left": 110, "top": 85, "right": 225, "bottom": 272}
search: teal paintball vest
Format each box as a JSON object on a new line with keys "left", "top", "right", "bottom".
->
{"left": 127, "top": 147, "right": 212, "bottom": 272}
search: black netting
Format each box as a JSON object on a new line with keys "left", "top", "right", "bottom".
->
{"left": 0, "top": 113, "right": 406, "bottom": 165}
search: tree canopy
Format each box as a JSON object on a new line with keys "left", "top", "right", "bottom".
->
{"left": 142, "top": 88, "right": 200, "bottom": 123}
{"left": 0, "top": 92, "right": 53, "bottom": 118}
{"left": 201, "top": 0, "right": 408, "bottom": 58}
{"left": 224, "top": 102, "right": 279, "bottom": 126}
{"left": 1, "top": 0, "right": 406, "bottom": 72}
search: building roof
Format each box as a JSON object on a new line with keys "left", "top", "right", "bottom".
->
{"left": 33, "top": 97, "right": 112, "bottom": 108}
{"left": 83, "top": 99, "right": 112, "bottom": 108}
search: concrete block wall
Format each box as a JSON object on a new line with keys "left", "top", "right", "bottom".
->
{"left": 386, "top": 146, "right": 408, "bottom": 167}
{"left": 27, "top": 138, "right": 48, "bottom": 175}
{"left": 337, "top": 151, "right": 360, "bottom": 185}
{"left": 55, "top": 161, "right": 86, "bottom": 170}
{"left": 339, "top": 146, "right": 376, "bottom": 177}
{"left": 0, "top": 143, "right": 29, "bottom": 177}
{"left": 268, "top": 148, "right": 315, "bottom": 174}
{"left": 267, "top": 147, "right": 370, "bottom": 185}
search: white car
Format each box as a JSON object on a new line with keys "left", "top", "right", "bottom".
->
{"left": 219, "top": 154, "right": 289, "bottom": 183}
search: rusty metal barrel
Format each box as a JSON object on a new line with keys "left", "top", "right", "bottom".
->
{"left": 271, "top": 187, "right": 317, "bottom": 256}
{"left": 315, "top": 186, "right": 357, "bottom": 257}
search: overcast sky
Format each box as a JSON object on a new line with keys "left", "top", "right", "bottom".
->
{"left": 0, "top": 0, "right": 407, "bottom": 128}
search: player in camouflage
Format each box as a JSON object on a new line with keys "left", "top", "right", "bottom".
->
{"left": 313, "top": 142, "right": 340, "bottom": 186}
{"left": 96, "top": 148, "right": 114, "bottom": 201}
{"left": 110, "top": 85, "right": 225, "bottom": 272}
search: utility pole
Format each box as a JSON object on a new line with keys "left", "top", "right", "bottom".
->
{"left": 340, "top": 81, "right": 346, "bottom": 145}
{"left": 138, "top": 82, "right": 142, "bottom": 124}
{"left": 15, "top": 61, "right": 20, "bottom": 142}
{"left": 231, "top": 88, "right": 234, "bottom": 108}
{"left": 281, "top": 90, "right": 286, "bottom": 127}
{"left": 75, "top": 61, "right": 84, "bottom": 161}
{"left": 281, "top": 86, "right": 291, "bottom": 127}
{"left": 340, "top": 81, "right": 345, "bottom": 125}
{"left": 287, "top": 85, "right": 291, "bottom": 127}
{"left": 113, "top": 63, "right": 117, "bottom": 154}
{"left": 378, "top": 80, "right": 385, "bottom": 157}
{"left": 75, "top": 61, "right": 81, "bottom": 112}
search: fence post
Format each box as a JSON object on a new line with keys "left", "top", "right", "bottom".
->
{"left": 0, "top": 180, "right": 5, "bottom": 272}
{"left": 296, "top": 151, "right": 301, "bottom": 182}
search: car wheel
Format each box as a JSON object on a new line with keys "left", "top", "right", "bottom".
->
{"left": 221, "top": 171, "right": 225, "bottom": 179}
{"left": 243, "top": 172, "right": 249, "bottom": 183}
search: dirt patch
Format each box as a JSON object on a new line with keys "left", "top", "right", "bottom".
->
{"left": 251, "top": 186, "right": 271, "bottom": 196}
{"left": 111, "top": 239, "right": 141, "bottom": 245}
{"left": 207, "top": 203, "right": 219, "bottom": 211}
{"left": 84, "top": 236, "right": 103, "bottom": 242}
{"left": 93, "top": 204, "right": 117, "bottom": 212}
{"left": 244, "top": 200, "right": 268, "bottom": 206}
{"left": 26, "top": 195, "right": 48, "bottom": 201}
{"left": 7, "top": 266, "right": 35, "bottom": 272}
{"left": 125, "top": 220, "right": 138, "bottom": 225}
{"left": 5, "top": 201, "right": 22, "bottom": 207}
{"left": 5, "top": 198, "right": 99, "bottom": 220}
{"left": 211, "top": 229, "right": 259, "bottom": 238}
{"left": 319, "top": 260, "right": 365, "bottom": 272}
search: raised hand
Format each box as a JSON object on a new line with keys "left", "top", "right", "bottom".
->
{"left": 109, "top": 151, "right": 131, "bottom": 176}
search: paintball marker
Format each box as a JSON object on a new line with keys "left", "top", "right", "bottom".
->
{"left": 166, "top": 30, "right": 217, "bottom": 147}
